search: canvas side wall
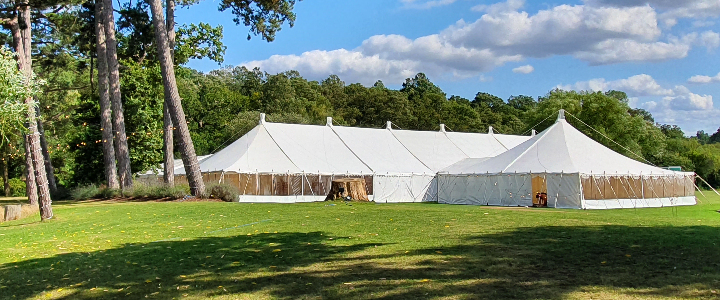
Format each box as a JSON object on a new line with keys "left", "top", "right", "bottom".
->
{"left": 437, "top": 174, "right": 532, "bottom": 206}
{"left": 580, "top": 174, "right": 696, "bottom": 209}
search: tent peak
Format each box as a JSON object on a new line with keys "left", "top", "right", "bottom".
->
{"left": 531, "top": 129, "right": 537, "bottom": 136}
{"left": 386, "top": 121, "right": 392, "bottom": 130}
{"left": 488, "top": 126, "right": 494, "bottom": 134}
{"left": 557, "top": 109, "right": 565, "bottom": 121}
{"left": 326, "top": 117, "right": 333, "bottom": 126}
{"left": 260, "top": 113, "right": 266, "bottom": 125}
{"left": 440, "top": 124, "right": 446, "bottom": 133}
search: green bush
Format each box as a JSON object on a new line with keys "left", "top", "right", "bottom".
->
{"left": 0, "top": 178, "right": 27, "bottom": 197}
{"left": 70, "top": 184, "right": 102, "bottom": 200}
{"left": 205, "top": 183, "right": 239, "bottom": 202}
{"left": 101, "top": 188, "right": 122, "bottom": 199}
{"left": 126, "top": 182, "right": 190, "bottom": 199}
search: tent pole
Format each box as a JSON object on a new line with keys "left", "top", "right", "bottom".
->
{"left": 696, "top": 174, "right": 720, "bottom": 196}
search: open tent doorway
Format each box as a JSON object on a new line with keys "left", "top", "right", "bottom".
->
{"left": 532, "top": 174, "right": 547, "bottom": 207}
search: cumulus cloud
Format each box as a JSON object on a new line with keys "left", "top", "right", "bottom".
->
{"left": 700, "top": 31, "right": 720, "bottom": 49}
{"left": 240, "top": 0, "right": 707, "bottom": 84}
{"left": 243, "top": 49, "right": 421, "bottom": 85}
{"left": 560, "top": 74, "right": 713, "bottom": 111}
{"left": 688, "top": 72, "right": 720, "bottom": 84}
{"left": 512, "top": 65, "right": 534, "bottom": 74}
{"left": 400, "top": 0, "right": 457, "bottom": 9}
{"left": 560, "top": 73, "right": 716, "bottom": 132}
{"left": 584, "top": 0, "right": 720, "bottom": 28}
{"left": 558, "top": 74, "right": 673, "bottom": 96}
{"left": 471, "top": 0, "right": 525, "bottom": 14}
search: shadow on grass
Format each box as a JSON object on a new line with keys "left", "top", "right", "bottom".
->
{"left": 2, "top": 226, "right": 719, "bottom": 299}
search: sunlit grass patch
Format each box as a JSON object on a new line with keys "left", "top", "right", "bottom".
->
{"left": 0, "top": 192, "right": 719, "bottom": 299}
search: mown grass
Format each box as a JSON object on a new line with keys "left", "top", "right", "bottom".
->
{"left": 1, "top": 193, "right": 719, "bottom": 299}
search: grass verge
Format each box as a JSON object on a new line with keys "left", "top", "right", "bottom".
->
{"left": 1, "top": 192, "right": 718, "bottom": 299}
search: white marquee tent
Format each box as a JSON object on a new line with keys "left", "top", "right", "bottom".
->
{"left": 143, "top": 114, "right": 531, "bottom": 203}
{"left": 438, "top": 110, "right": 696, "bottom": 209}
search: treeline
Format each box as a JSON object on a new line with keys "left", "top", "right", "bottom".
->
{"left": 0, "top": 0, "right": 718, "bottom": 199}
{"left": 9, "top": 64, "right": 720, "bottom": 194}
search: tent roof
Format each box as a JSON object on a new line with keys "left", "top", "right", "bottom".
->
{"left": 331, "top": 126, "right": 433, "bottom": 174}
{"left": 445, "top": 131, "right": 511, "bottom": 158}
{"left": 389, "top": 129, "right": 470, "bottom": 172}
{"left": 180, "top": 126, "right": 299, "bottom": 174}
{"left": 174, "top": 118, "right": 531, "bottom": 175}
{"left": 442, "top": 117, "right": 684, "bottom": 175}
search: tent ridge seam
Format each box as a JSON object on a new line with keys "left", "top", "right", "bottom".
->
{"left": 387, "top": 128, "right": 435, "bottom": 172}
{"left": 261, "top": 124, "right": 302, "bottom": 172}
{"left": 502, "top": 126, "right": 553, "bottom": 173}
{"left": 327, "top": 124, "right": 375, "bottom": 173}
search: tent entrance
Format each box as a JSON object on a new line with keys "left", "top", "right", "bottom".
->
{"left": 532, "top": 175, "right": 548, "bottom": 207}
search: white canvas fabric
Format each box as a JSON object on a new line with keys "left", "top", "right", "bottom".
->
{"left": 141, "top": 155, "right": 213, "bottom": 176}
{"left": 187, "top": 126, "right": 300, "bottom": 174}
{"left": 444, "top": 132, "right": 511, "bottom": 158}
{"left": 440, "top": 114, "right": 696, "bottom": 209}
{"left": 331, "top": 126, "right": 432, "bottom": 174}
{"left": 390, "top": 129, "right": 469, "bottom": 172}
{"left": 446, "top": 119, "right": 680, "bottom": 175}
{"left": 437, "top": 174, "right": 532, "bottom": 206}
{"left": 442, "top": 158, "right": 490, "bottom": 174}
{"left": 546, "top": 173, "right": 582, "bottom": 208}
{"left": 373, "top": 174, "right": 437, "bottom": 203}
{"left": 263, "top": 122, "right": 372, "bottom": 174}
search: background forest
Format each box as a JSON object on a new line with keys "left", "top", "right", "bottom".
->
{"left": 1, "top": 1, "right": 719, "bottom": 199}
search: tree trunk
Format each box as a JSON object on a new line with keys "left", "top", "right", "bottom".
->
{"left": 148, "top": 0, "right": 205, "bottom": 196}
{"left": 2, "top": 145, "right": 10, "bottom": 197}
{"left": 23, "top": 135, "right": 37, "bottom": 206}
{"left": 162, "top": 0, "right": 175, "bottom": 187}
{"left": 36, "top": 108, "right": 56, "bottom": 194}
{"left": 102, "top": 0, "right": 132, "bottom": 189}
{"left": 16, "top": 2, "right": 52, "bottom": 218}
{"left": 326, "top": 178, "right": 368, "bottom": 201}
{"left": 95, "top": 0, "right": 119, "bottom": 189}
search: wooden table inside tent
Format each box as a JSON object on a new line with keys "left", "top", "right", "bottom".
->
{"left": 326, "top": 178, "right": 369, "bottom": 201}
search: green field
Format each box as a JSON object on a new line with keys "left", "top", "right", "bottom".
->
{"left": 1, "top": 193, "right": 719, "bottom": 300}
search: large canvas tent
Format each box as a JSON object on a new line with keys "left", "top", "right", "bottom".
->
{"left": 438, "top": 110, "right": 696, "bottom": 209}
{"left": 143, "top": 114, "right": 531, "bottom": 203}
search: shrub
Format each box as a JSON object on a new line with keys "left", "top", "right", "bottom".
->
{"left": 126, "top": 181, "right": 190, "bottom": 199}
{"left": 70, "top": 184, "right": 102, "bottom": 200}
{"left": 8, "top": 178, "right": 26, "bottom": 197}
{"left": 0, "top": 178, "right": 28, "bottom": 197}
{"left": 205, "top": 183, "right": 239, "bottom": 202}
{"left": 101, "top": 188, "right": 121, "bottom": 199}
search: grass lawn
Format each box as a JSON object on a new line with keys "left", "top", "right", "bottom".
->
{"left": 1, "top": 193, "right": 719, "bottom": 300}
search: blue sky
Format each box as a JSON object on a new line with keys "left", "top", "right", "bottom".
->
{"left": 176, "top": 0, "right": 720, "bottom": 135}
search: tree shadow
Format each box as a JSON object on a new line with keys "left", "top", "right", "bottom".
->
{"left": 2, "top": 226, "right": 719, "bottom": 299}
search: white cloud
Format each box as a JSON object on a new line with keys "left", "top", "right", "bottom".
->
{"left": 561, "top": 73, "right": 717, "bottom": 133}
{"left": 584, "top": 0, "right": 720, "bottom": 28}
{"left": 471, "top": 0, "right": 525, "bottom": 14}
{"left": 478, "top": 74, "right": 493, "bottom": 82}
{"left": 400, "top": 0, "right": 457, "bottom": 9}
{"left": 559, "top": 74, "right": 673, "bottom": 96}
{"left": 440, "top": 3, "right": 684, "bottom": 64}
{"left": 688, "top": 72, "right": 720, "bottom": 84}
{"left": 243, "top": 49, "right": 421, "bottom": 85}
{"left": 692, "top": 20, "right": 715, "bottom": 28}
{"left": 561, "top": 74, "right": 713, "bottom": 111}
{"left": 573, "top": 39, "right": 690, "bottom": 64}
{"left": 512, "top": 64, "right": 534, "bottom": 74}
{"left": 240, "top": 0, "right": 706, "bottom": 84}
{"left": 700, "top": 31, "right": 720, "bottom": 49}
